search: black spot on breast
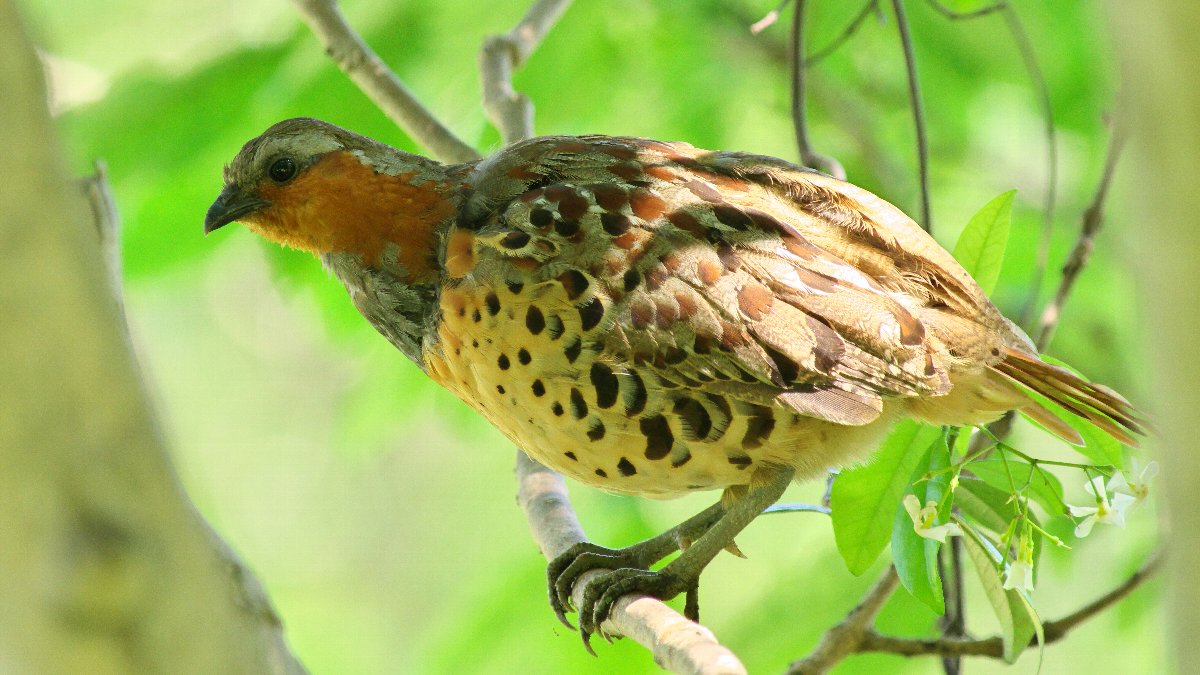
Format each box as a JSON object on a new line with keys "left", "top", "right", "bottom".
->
{"left": 500, "top": 231, "right": 531, "bottom": 249}
{"left": 590, "top": 363, "right": 619, "bottom": 408}
{"left": 551, "top": 402, "right": 564, "bottom": 416}
{"left": 601, "top": 213, "right": 631, "bottom": 235}
{"left": 497, "top": 354, "right": 510, "bottom": 370}
{"left": 623, "top": 269, "right": 641, "bottom": 292}
{"left": 743, "top": 413, "right": 776, "bottom": 450}
{"left": 564, "top": 338, "right": 582, "bottom": 364}
{"left": 531, "top": 380, "right": 545, "bottom": 396}
{"left": 559, "top": 269, "right": 590, "bottom": 301}
{"left": 671, "top": 451, "right": 692, "bottom": 468}
{"left": 569, "top": 388, "right": 588, "bottom": 419}
{"left": 617, "top": 457, "right": 636, "bottom": 476}
{"left": 728, "top": 455, "right": 753, "bottom": 469}
{"left": 526, "top": 306, "right": 545, "bottom": 334}
{"left": 506, "top": 280, "right": 525, "bottom": 295}
{"left": 529, "top": 208, "right": 554, "bottom": 229}
{"left": 518, "top": 348, "right": 531, "bottom": 365}
{"left": 595, "top": 468, "right": 608, "bottom": 478}
{"left": 472, "top": 309, "right": 482, "bottom": 323}
{"left": 564, "top": 451, "right": 577, "bottom": 461}
{"left": 640, "top": 415, "right": 674, "bottom": 460}
{"left": 546, "top": 314, "right": 565, "bottom": 340}
{"left": 496, "top": 385, "right": 506, "bottom": 394}
{"left": 587, "top": 420, "right": 607, "bottom": 441}
{"left": 484, "top": 292, "right": 500, "bottom": 316}
{"left": 673, "top": 397, "right": 712, "bottom": 440}
{"left": 625, "top": 371, "right": 648, "bottom": 415}
{"left": 578, "top": 298, "right": 604, "bottom": 331}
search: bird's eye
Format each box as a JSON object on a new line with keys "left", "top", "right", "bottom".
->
{"left": 268, "top": 157, "right": 297, "bottom": 184}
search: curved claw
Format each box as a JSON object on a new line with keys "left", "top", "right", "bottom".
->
{"left": 547, "top": 542, "right": 617, "bottom": 629}
{"left": 584, "top": 568, "right": 693, "bottom": 635}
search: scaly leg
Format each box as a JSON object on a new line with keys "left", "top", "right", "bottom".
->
{"left": 556, "top": 467, "right": 795, "bottom": 649}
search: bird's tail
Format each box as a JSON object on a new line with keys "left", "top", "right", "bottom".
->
{"left": 991, "top": 347, "right": 1145, "bottom": 447}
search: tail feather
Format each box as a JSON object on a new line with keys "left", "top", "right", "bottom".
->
{"left": 991, "top": 347, "right": 1145, "bottom": 448}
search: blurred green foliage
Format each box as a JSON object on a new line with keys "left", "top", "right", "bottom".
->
{"left": 28, "top": 0, "right": 1159, "bottom": 672}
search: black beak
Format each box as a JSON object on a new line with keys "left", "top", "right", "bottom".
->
{"left": 204, "top": 185, "right": 270, "bottom": 234}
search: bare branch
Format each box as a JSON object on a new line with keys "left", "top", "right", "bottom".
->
{"left": 833, "top": 549, "right": 1162, "bottom": 660}
{"left": 786, "top": 566, "right": 900, "bottom": 675}
{"left": 806, "top": 1, "right": 880, "bottom": 66}
{"left": 925, "top": 0, "right": 1004, "bottom": 20}
{"left": 890, "top": 0, "right": 933, "bottom": 232}
{"left": 290, "top": 0, "right": 481, "bottom": 163}
{"left": 790, "top": 1, "right": 847, "bottom": 179}
{"left": 481, "top": 0, "right": 573, "bottom": 144}
{"left": 1035, "top": 128, "right": 1124, "bottom": 349}
{"left": 515, "top": 453, "right": 747, "bottom": 675}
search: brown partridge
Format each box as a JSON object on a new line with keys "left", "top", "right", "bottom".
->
{"left": 205, "top": 118, "right": 1142, "bottom": 644}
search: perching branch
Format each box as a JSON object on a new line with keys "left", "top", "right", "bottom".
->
{"left": 1034, "top": 128, "right": 1125, "bottom": 349}
{"left": 290, "top": 0, "right": 481, "bottom": 163}
{"left": 516, "top": 454, "right": 748, "bottom": 675}
{"left": 890, "top": 0, "right": 933, "bottom": 232}
{"left": 790, "top": 0, "right": 847, "bottom": 179}
{"left": 481, "top": 0, "right": 573, "bottom": 144}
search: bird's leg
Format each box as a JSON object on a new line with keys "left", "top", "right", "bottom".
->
{"left": 575, "top": 467, "right": 795, "bottom": 648}
{"left": 548, "top": 501, "right": 726, "bottom": 630}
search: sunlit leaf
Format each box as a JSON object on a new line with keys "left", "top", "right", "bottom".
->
{"left": 968, "top": 458, "right": 1066, "bottom": 516}
{"left": 952, "top": 189, "right": 1016, "bottom": 295}
{"left": 832, "top": 421, "right": 942, "bottom": 575}
{"left": 960, "top": 522, "right": 1038, "bottom": 662}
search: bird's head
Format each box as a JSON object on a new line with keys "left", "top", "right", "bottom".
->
{"left": 205, "top": 117, "right": 459, "bottom": 282}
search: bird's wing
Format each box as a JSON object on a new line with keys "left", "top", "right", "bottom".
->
{"left": 451, "top": 136, "right": 1011, "bottom": 426}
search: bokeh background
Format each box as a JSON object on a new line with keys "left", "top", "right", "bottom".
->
{"left": 24, "top": 0, "right": 1160, "bottom": 672}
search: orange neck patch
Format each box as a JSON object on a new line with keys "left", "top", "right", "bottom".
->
{"left": 245, "top": 150, "right": 456, "bottom": 283}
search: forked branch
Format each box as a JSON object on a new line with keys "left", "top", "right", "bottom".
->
{"left": 291, "top": 0, "right": 481, "bottom": 163}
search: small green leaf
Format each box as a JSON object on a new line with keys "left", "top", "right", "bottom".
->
{"left": 960, "top": 522, "right": 1038, "bottom": 662}
{"left": 831, "top": 421, "right": 942, "bottom": 575}
{"left": 952, "top": 190, "right": 1016, "bottom": 295}
{"left": 891, "top": 435, "right": 951, "bottom": 614}
{"left": 956, "top": 478, "right": 1018, "bottom": 533}
{"left": 968, "top": 458, "right": 1066, "bottom": 516}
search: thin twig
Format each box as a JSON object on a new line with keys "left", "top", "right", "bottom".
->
{"left": 785, "top": 566, "right": 900, "bottom": 675}
{"left": 1034, "top": 128, "right": 1125, "bottom": 349}
{"left": 481, "top": 0, "right": 573, "bottom": 144}
{"left": 290, "top": 0, "right": 481, "bottom": 163}
{"left": 516, "top": 453, "right": 747, "bottom": 675}
{"left": 890, "top": 0, "right": 933, "bottom": 232}
{"left": 856, "top": 548, "right": 1163, "bottom": 658}
{"left": 938, "top": 537, "right": 966, "bottom": 675}
{"left": 790, "top": 0, "right": 847, "bottom": 179}
{"left": 1000, "top": 6, "right": 1059, "bottom": 329}
{"left": 807, "top": 1, "right": 881, "bottom": 66}
{"left": 925, "top": 0, "right": 1004, "bottom": 19}
{"left": 923, "top": 2, "right": 1059, "bottom": 324}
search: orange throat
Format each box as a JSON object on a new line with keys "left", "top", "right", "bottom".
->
{"left": 245, "top": 150, "right": 456, "bottom": 283}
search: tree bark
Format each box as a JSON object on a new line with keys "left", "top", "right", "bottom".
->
{"left": 0, "top": 3, "right": 304, "bottom": 672}
{"left": 1111, "top": 1, "right": 1200, "bottom": 671}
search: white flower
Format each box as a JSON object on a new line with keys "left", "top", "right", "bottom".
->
{"left": 903, "top": 494, "right": 962, "bottom": 543}
{"left": 1107, "top": 460, "right": 1158, "bottom": 510}
{"left": 1002, "top": 531, "right": 1035, "bottom": 592}
{"left": 1068, "top": 476, "right": 1136, "bottom": 537}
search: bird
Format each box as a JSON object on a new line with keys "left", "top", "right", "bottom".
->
{"left": 205, "top": 117, "right": 1142, "bottom": 646}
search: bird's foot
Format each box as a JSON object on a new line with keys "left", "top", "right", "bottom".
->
{"left": 577, "top": 566, "right": 700, "bottom": 648}
{"left": 547, "top": 540, "right": 663, "bottom": 631}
